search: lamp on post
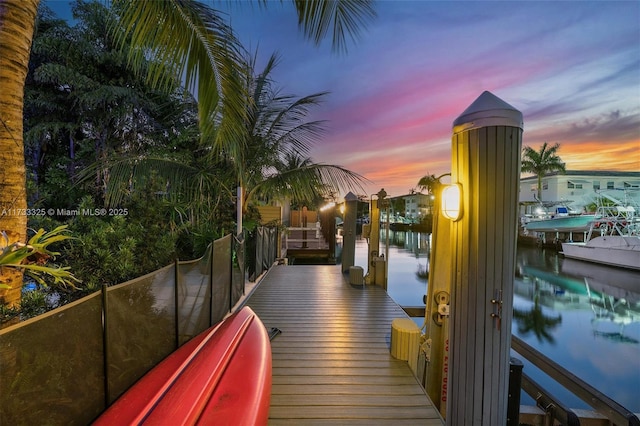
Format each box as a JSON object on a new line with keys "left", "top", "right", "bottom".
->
{"left": 441, "top": 183, "right": 462, "bottom": 221}
{"left": 444, "top": 91, "right": 523, "bottom": 426}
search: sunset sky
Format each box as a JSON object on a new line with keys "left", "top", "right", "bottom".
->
{"left": 48, "top": 1, "right": 640, "bottom": 198}
{"left": 223, "top": 0, "right": 640, "bottom": 198}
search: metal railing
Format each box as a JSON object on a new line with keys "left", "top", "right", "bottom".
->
{"left": 406, "top": 305, "right": 639, "bottom": 426}
{"left": 519, "top": 370, "right": 580, "bottom": 426}
{"left": 511, "top": 335, "right": 640, "bottom": 426}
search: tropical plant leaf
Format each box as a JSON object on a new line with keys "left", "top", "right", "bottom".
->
{"left": 0, "top": 226, "right": 80, "bottom": 288}
{"left": 110, "top": 0, "right": 248, "bottom": 157}
{"left": 292, "top": 0, "right": 377, "bottom": 53}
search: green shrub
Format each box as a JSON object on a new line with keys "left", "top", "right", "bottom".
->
{"left": 59, "top": 195, "right": 178, "bottom": 289}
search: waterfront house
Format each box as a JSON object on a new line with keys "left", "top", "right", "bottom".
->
{"left": 383, "top": 192, "right": 432, "bottom": 224}
{"left": 519, "top": 170, "right": 640, "bottom": 216}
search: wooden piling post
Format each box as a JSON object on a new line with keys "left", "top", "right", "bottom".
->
{"left": 424, "top": 184, "right": 453, "bottom": 416}
{"left": 342, "top": 192, "right": 358, "bottom": 273}
{"left": 446, "top": 91, "right": 523, "bottom": 425}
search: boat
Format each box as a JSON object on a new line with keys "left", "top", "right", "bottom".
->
{"left": 521, "top": 201, "right": 598, "bottom": 234}
{"left": 560, "top": 190, "right": 640, "bottom": 270}
{"left": 93, "top": 306, "right": 272, "bottom": 425}
{"left": 561, "top": 235, "right": 640, "bottom": 271}
{"left": 523, "top": 214, "right": 597, "bottom": 233}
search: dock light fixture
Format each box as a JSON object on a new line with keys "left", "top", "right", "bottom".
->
{"left": 320, "top": 202, "right": 336, "bottom": 212}
{"left": 442, "top": 183, "right": 463, "bottom": 221}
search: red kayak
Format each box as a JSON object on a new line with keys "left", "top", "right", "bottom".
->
{"left": 94, "top": 307, "right": 272, "bottom": 425}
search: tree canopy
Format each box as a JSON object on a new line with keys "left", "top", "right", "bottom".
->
{"left": 1, "top": 0, "right": 375, "bottom": 309}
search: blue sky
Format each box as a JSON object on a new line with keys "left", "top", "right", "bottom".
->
{"left": 45, "top": 1, "right": 640, "bottom": 198}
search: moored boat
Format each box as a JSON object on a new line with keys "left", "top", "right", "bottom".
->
{"left": 93, "top": 306, "right": 272, "bottom": 425}
{"left": 561, "top": 235, "right": 640, "bottom": 271}
{"left": 523, "top": 214, "right": 597, "bottom": 233}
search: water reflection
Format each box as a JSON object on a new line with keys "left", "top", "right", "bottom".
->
{"left": 354, "top": 231, "right": 430, "bottom": 307}
{"left": 382, "top": 229, "right": 432, "bottom": 257}
{"left": 516, "top": 246, "right": 640, "bottom": 346}
{"left": 354, "top": 230, "right": 640, "bottom": 412}
{"left": 512, "top": 282, "right": 563, "bottom": 344}
{"left": 513, "top": 246, "right": 640, "bottom": 412}
{"left": 562, "top": 258, "right": 640, "bottom": 345}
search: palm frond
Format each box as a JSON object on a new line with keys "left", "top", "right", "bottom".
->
{"left": 110, "top": 0, "right": 248, "bottom": 156}
{"left": 264, "top": 92, "right": 329, "bottom": 152}
{"left": 293, "top": 0, "right": 377, "bottom": 53}
{"left": 248, "top": 162, "right": 369, "bottom": 205}
{"left": 76, "top": 155, "right": 223, "bottom": 208}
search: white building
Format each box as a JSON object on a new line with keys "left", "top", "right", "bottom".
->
{"left": 382, "top": 192, "right": 433, "bottom": 223}
{"left": 519, "top": 170, "right": 640, "bottom": 214}
{"left": 393, "top": 192, "right": 432, "bottom": 223}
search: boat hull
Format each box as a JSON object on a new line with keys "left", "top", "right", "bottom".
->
{"left": 93, "top": 306, "right": 272, "bottom": 425}
{"left": 561, "top": 236, "right": 640, "bottom": 271}
{"left": 524, "top": 215, "right": 596, "bottom": 233}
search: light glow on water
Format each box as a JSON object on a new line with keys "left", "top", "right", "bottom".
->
{"left": 352, "top": 230, "right": 640, "bottom": 413}
{"left": 354, "top": 234, "right": 429, "bottom": 307}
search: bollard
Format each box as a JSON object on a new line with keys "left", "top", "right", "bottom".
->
{"left": 507, "top": 357, "right": 524, "bottom": 426}
{"left": 349, "top": 266, "right": 364, "bottom": 285}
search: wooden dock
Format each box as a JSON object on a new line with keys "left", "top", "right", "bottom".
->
{"left": 244, "top": 264, "right": 444, "bottom": 425}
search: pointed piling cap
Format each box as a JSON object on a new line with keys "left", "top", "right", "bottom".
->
{"left": 453, "top": 91, "right": 523, "bottom": 133}
{"left": 344, "top": 191, "right": 358, "bottom": 202}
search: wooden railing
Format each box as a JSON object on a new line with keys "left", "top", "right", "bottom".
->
{"left": 285, "top": 224, "right": 325, "bottom": 249}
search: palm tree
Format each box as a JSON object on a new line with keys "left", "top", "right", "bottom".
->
{"left": 521, "top": 142, "right": 566, "bottom": 202}
{"left": 111, "top": 0, "right": 375, "bottom": 220}
{"left": 0, "top": 0, "right": 375, "bottom": 306}
{"left": 102, "top": 52, "right": 368, "bottom": 223}
{"left": 233, "top": 52, "right": 367, "bottom": 211}
{"left": 249, "top": 152, "right": 364, "bottom": 210}
{"left": 512, "top": 280, "right": 563, "bottom": 344}
{"left": 417, "top": 172, "right": 450, "bottom": 195}
{"left": 110, "top": 0, "right": 247, "bottom": 158}
{"left": 111, "top": 0, "right": 376, "bottom": 160}
{"left": 418, "top": 172, "right": 450, "bottom": 216}
{"left": 0, "top": 0, "right": 40, "bottom": 306}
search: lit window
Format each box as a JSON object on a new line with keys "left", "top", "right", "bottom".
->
{"left": 568, "top": 181, "right": 582, "bottom": 189}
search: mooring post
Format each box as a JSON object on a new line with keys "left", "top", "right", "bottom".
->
{"left": 424, "top": 183, "right": 453, "bottom": 416}
{"left": 507, "top": 357, "right": 524, "bottom": 426}
{"left": 341, "top": 192, "right": 358, "bottom": 273}
{"left": 446, "top": 91, "right": 523, "bottom": 425}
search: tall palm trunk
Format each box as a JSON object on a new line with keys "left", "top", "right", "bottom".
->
{"left": 0, "top": 0, "right": 40, "bottom": 307}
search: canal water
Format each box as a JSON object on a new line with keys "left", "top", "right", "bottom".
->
{"left": 352, "top": 231, "right": 640, "bottom": 413}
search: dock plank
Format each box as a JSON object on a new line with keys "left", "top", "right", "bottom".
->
{"left": 245, "top": 264, "right": 444, "bottom": 425}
